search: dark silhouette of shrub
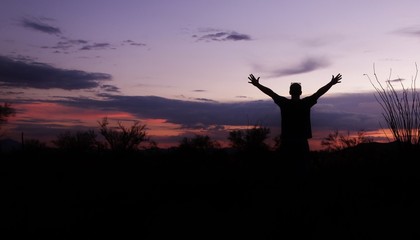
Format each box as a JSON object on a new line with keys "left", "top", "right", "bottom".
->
{"left": 98, "top": 117, "right": 149, "bottom": 152}
{"left": 321, "top": 130, "right": 373, "bottom": 152}
{"left": 0, "top": 102, "right": 15, "bottom": 138}
{"left": 0, "top": 102, "right": 15, "bottom": 125}
{"left": 178, "top": 134, "right": 220, "bottom": 152}
{"left": 23, "top": 138, "right": 48, "bottom": 152}
{"left": 366, "top": 64, "right": 420, "bottom": 147}
{"left": 228, "top": 125, "right": 271, "bottom": 152}
{"left": 52, "top": 129, "right": 99, "bottom": 152}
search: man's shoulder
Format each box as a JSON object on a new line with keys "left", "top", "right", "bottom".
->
{"left": 273, "top": 95, "right": 288, "bottom": 104}
{"left": 302, "top": 95, "right": 318, "bottom": 105}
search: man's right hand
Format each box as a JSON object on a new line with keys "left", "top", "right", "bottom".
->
{"left": 248, "top": 74, "right": 260, "bottom": 86}
{"left": 331, "top": 73, "right": 342, "bottom": 85}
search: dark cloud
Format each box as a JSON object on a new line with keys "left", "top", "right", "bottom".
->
{"left": 100, "top": 84, "right": 120, "bottom": 93}
{"left": 20, "top": 17, "right": 61, "bottom": 35}
{"left": 123, "top": 40, "right": 146, "bottom": 47}
{"left": 194, "top": 29, "right": 252, "bottom": 42}
{"left": 312, "top": 93, "right": 384, "bottom": 131}
{"left": 193, "top": 98, "right": 217, "bottom": 102}
{"left": 43, "top": 38, "right": 89, "bottom": 52}
{"left": 0, "top": 91, "right": 24, "bottom": 95}
{"left": 225, "top": 33, "right": 251, "bottom": 41}
{"left": 0, "top": 55, "right": 112, "bottom": 90}
{"left": 38, "top": 92, "right": 382, "bottom": 134}
{"left": 19, "top": 17, "right": 145, "bottom": 54}
{"left": 46, "top": 95, "right": 277, "bottom": 128}
{"left": 2, "top": 92, "right": 387, "bottom": 147}
{"left": 235, "top": 95, "right": 251, "bottom": 99}
{"left": 270, "top": 57, "right": 329, "bottom": 77}
{"left": 192, "top": 89, "right": 206, "bottom": 92}
{"left": 387, "top": 78, "right": 405, "bottom": 83}
{"left": 41, "top": 38, "right": 118, "bottom": 53}
{"left": 395, "top": 26, "right": 420, "bottom": 37}
{"left": 80, "top": 43, "right": 113, "bottom": 51}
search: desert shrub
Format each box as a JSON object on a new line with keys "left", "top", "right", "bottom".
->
{"left": 178, "top": 134, "right": 220, "bottom": 152}
{"left": 0, "top": 103, "right": 15, "bottom": 137}
{"left": 321, "top": 130, "right": 373, "bottom": 152}
{"left": 366, "top": 64, "right": 420, "bottom": 147}
{"left": 228, "top": 125, "right": 271, "bottom": 151}
{"left": 0, "top": 102, "right": 15, "bottom": 125}
{"left": 53, "top": 130, "right": 99, "bottom": 152}
{"left": 98, "top": 117, "right": 149, "bottom": 152}
{"left": 23, "top": 139, "right": 47, "bottom": 151}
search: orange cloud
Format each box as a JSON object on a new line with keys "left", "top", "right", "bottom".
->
{"left": 141, "top": 118, "right": 184, "bottom": 137}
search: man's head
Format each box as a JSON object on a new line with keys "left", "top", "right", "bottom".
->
{"left": 289, "top": 82, "right": 302, "bottom": 97}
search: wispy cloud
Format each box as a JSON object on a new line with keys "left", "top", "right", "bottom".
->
{"left": 387, "top": 78, "right": 405, "bottom": 83}
{"left": 193, "top": 98, "right": 217, "bottom": 103}
{"left": 20, "top": 17, "right": 61, "bottom": 35}
{"left": 19, "top": 16, "right": 146, "bottom": 53}
{"left": 235, "top": 95, "right": 251, "bottom": 99}
{"left": 43, "top": 38, "right": 120, "bottom": 53}
{"left": 193, "top": 28, "right": 252, "bottom": 42}
{"left": 80, "top": 43, "right": 114, "bottom": 51}
{"left": 44, "top": 39, "right": 143, "bottom": 53}
{"left": 0, "top": 55, "right": 112, "bottom": 90}
{"left": 100, "top": 84, "right": 120, "bottom": 93}
{"left": 0, "top": 90, "right": 24, "bottom": 95}
{"left": 123, "top": 40, "right": 146, "bottom": 47}
{"left": 42, "top": 38, "right": 89, "bottom": 52}
{"left": 269, "top": 57, "right": 330, "bottom": 78}
{"left": 395, "top": 25, "right": 420, "bottom": 37}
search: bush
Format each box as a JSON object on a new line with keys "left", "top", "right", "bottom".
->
{"left": 52, "top": 130, "right": 99, "bottom": 152}
{"left": 228, "top": 125, "right": 271, "bottom": 151}
{"left": 366, "top": 64, "right": 420, "bottom": 147}
{"left": 178, "top": 134, "right": 220, "bottom": 152}
{"left": 321, "top": 130, "right": 373, "bottom": 152}
{"left": 98, "top": 117, "right": 149, "bottom": 152}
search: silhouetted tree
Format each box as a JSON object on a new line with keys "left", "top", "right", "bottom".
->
{"left": 53, "top": 130, "right": 99, "bottom": 152}
{"left": 321, "top": 130, "right": 373, "bottom": 152}
{"left": 98, "top": 117, "right": 148, "bottom": 152}
{"left": 178, "top": 134, "right": 220, "bottom": 152}
{"left": 228, "top": 125, "right": 271, "bottom": 151}
{"left": 24, "top": 139, "right": 48, "bottom": 152}
{"left": 0, "top": 103, "right": 15, "bottom": 137}
{"left": 0, "top": 103, "right": 15, "bottom": 124}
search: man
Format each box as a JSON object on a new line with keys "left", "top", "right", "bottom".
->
{"left": 248, "top": 73, "right": 342, "bottom": 157}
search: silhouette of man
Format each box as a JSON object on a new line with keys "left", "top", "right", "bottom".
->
{"left": 248, "top": 73, "right": 342, "bottom": 158}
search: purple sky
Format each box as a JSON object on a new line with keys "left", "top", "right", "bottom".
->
{"left": 1, "top": 0, "right": 420, "bottom": 149}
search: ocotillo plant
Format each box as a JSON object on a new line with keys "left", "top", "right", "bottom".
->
{"left": 365, "top": 64, "right": 420, "bottom": 146}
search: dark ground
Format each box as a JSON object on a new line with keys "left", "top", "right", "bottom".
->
{"left": 1, "top": 143, "right": 419, "bottom": 239}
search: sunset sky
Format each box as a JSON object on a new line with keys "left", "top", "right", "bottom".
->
{"left": 1, "top": 0, "right": 420, "bottom": 150}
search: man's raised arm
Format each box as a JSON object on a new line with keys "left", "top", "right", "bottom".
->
{"left": 312, "top": 73, "right": 342, "bottom": 100}
{"left": 248, "top": 74, "right": 280, "bottom": 99}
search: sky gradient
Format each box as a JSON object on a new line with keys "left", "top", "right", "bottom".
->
{"left": 1, "top": 0, "right": 420, "bottom": 150}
